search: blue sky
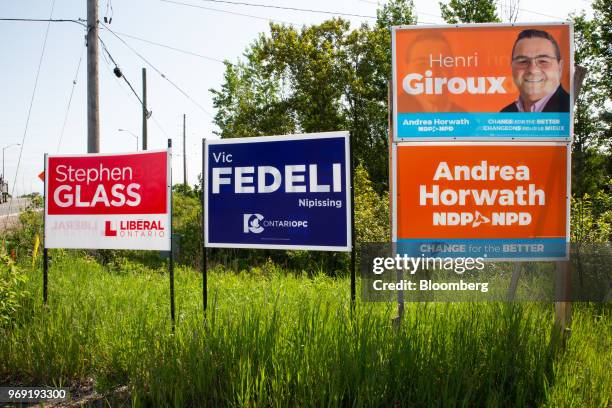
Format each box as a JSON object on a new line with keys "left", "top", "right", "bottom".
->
{"left": 0, "top": 0, "right": 591, "bottom": 196}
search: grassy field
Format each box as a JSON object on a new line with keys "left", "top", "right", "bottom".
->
{"left": 0, "top": 253, "right": 610, "bottom": 407}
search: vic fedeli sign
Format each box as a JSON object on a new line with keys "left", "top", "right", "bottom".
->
{"left": 204, "top": 132, "right": 351, "bottom": 251}
{"left": 44, "top": 150, "right": 171, "bottom": 250}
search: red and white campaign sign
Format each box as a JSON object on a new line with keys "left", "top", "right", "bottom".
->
{"left": 44, "top": 150, "right": 171, "bottom": 250}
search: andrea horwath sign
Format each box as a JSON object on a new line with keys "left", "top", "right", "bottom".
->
{"left": 204, "top": 132, "right": 351, "bottom": 251}
{"left": 392, "top": 23, "right": 573, "bottom": 140}
{"left": 393, "top": 142, "right": 569, "bottom": 260}
{"left": 44, "top": 150, "right": 171, "bottom": 250}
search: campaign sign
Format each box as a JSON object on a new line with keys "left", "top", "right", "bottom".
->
{"left": 393, "top": 142, "right": 569, "bottom": 260}
{"left": 205, "top": 132, "right": 351, "bottom": 251}
{"left": 392, "top": 23, "right": 573, "bottom": 140}
{"left": 45, "top": 150, "right": 171, "bottom": 251}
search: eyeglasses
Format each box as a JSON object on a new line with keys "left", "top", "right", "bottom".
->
{"left": 512, "top": 56, "right": 559, "bottom": 69}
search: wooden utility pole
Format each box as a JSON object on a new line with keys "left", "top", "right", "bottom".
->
{"left": 183, "top": 114, "right": 187, "bottom": 186}
{"left": 142, "top": 68, "right": 148, "bottom": 150}
{"left": 87, "top": 0, "right": 100, "bottom": 153}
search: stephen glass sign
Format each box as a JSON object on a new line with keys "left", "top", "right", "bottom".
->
{"left": 204, "top": 132, "right": 351, "bottom": 251}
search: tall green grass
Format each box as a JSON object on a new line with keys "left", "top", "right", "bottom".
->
{"left": 0, "top": 254, "right": 610, "bottom": 407}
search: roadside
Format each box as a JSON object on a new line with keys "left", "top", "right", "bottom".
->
{"left": 0, "top": 198, "right": 32, "bottom": 233}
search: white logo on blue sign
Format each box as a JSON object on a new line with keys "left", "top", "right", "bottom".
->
{"left": 243, "top": 213, "right": 264, "bottom": 234}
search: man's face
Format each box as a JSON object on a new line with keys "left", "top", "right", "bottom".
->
{"left": 511, "top": 37, "right": 563, "bottom": 103}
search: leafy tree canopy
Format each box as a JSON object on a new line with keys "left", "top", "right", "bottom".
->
{"left": 571, "top": 0, "right": 611, "bottom": 197}
{"left": 439, "top": 0, "right": 500, "bottom": 24}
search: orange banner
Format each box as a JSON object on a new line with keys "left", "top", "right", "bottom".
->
{"left": 394, "top": 24, "right": 571, "bottom": 114}
{"left": 396, "top": 143, "right": 568, "bottom": 240}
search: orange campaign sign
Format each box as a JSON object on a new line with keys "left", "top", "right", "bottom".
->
{"left": 393, "top": 142, "right": 569, "bottom": 260}
{"left": 392, "top": 23, "right": 573, "bottom": 140}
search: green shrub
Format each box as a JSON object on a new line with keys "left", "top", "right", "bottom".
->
{"left": 0, "top": 247, "right": 29, "bottom": 325}
{"left": 354, "top": 163, "right": 389, "bottom": 244}
{"left": 3, "top": 208, "right": 42, "bottom": 264}
{"left": 22, "top": 192, "right": 43, "bottom": 210}
{"left": 172, "top": 184, "right": 202, "bottom": 268}
{"left": 571, "top": 190, "right": 612, "bottom": 244}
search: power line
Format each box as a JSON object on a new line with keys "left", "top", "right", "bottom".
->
{"left": 100, "top": 27, "right": 226, "bottom": 63}
{"left": 98, "top": 30, "right": 196, "bottom": 145}
{"left": 0, "top": 17, "right": 86, "bottom": 26}
{"left": 163, "top": 0, "right": 430, "bottom": 25}
{"left": 99, "top": 48, "right": 145, "bottom": 133}
{"left": 104, "top": 0, "right": 114, "bottom": 22}
{"left": 98, "top": 35, "right": 120, "bottom": 67}
{"left": 494, "top": 1, "right": 566, "bottom": 20}
{"left": 515, "top": 7, "right": 565, "bottom": 20}
{"left": 99, "top": 35, "right": 146, "bottom": 107}
{"left": 100, "top": 45, "right": 132, "bottom": 96}
{"left": 355, "top": 0, "right": 566, "bottom": 21}
{"left": 101, "top": 22, "right": 215, "bottom": 118}
{"left": 57, "top": 44, "right": 85, "bottom": 153}
{"left": 101, "top": 51, "right": 172, "bottom": 146}
{"left": 190, "top": 0, "right": 377, "bottom": 19}
{"left": 353, "top": 0, "right": 443, "bottom": 20}
{"left": 160, "top": 0, "right": 297, "bottom": 24}
{"left": 151, "top": 116, "right": 171, "bottom": 139}
{"left": 6, "top": 0, "right": 57, "bottom": 225}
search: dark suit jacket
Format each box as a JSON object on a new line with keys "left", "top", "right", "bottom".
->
{"left": 500, "top": 85, "right": 570, "bottom": 113}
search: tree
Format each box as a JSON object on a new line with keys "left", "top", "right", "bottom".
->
{"left": 571, "top": 5, "right": 611, "bottom": 198}
{"left": 499, "top": 0, "right": 520, "bottom": 23}
{"left": 210, "top": 0, "right": 417, "bottom": 192}
{"left": 439, "top": 0, "right": 500, "bottom": 23}
{"left": 354, "top": 164, "right": 389, "bottom": 244}
{"left": 590, "top": 0, "right": 611, "bottom": 101}
{"left": 210, "top": 57, "right": 296, "bottom": 139}
{"left": 376, "top": 0, "right": 417, "bottom": 29}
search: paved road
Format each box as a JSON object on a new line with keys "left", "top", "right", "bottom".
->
{"left": 0, "top": 198, "right": 31, "bottom": 217}
{"left": 0, "top": 198, "right": 31, "bottom": 232}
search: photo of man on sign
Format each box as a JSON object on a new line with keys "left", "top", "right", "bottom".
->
{"left": 500, "top": 29, "right": 570, "bottom": 113}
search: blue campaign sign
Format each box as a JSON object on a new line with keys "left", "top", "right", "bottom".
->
{"left": 204, "top": 132, "right": 351, "bottom": 251}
